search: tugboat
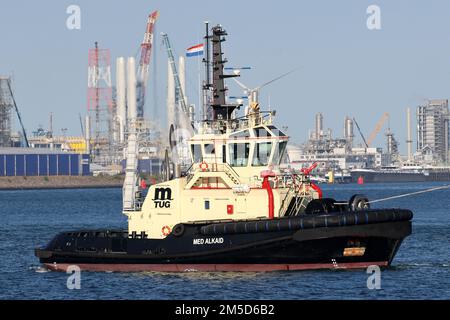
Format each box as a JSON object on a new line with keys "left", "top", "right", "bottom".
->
{"left": 35, "top": 25, "right": 412, "bottom": 272}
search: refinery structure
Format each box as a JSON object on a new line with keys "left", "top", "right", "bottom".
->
{"left": 416, "top": 99, "right": 449, "bottom": 164}
{"left": 0, "top": 11, "right": 197, "bottom": 179}
{"left": 1, "top": 10, "right": 450, "bottom": 182}
{"left": 288, "top": 100, "right": 450, "bottom": 181}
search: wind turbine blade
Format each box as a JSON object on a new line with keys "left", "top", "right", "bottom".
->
{"left": 256, "top": 67, "right": 300, "bottom": 90}
{"left": 233, "top": 78, "right": 250, "bottom": 91}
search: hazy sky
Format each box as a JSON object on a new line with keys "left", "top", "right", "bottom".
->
{"left": 1, "top": 0, "right": 450, "bottom": 153}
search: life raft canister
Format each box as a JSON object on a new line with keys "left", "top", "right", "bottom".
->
{"left": 199, "top": 162, "right": 209, "bottom": 171}
{"left": 162, "top": 226, "right": 171, "bottom": 236}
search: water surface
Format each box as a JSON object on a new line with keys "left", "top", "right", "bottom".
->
{"left": 0, "top": 182, "right": 449, "bottom": 299}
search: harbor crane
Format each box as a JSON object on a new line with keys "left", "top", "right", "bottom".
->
{"left": 3, "top": 78, "right": 29, "bottom": 147}
{"left": 161, "top": 33, "right": 190, "bottom": 118}
{"left": 367, "top": 112, "right": 389, "bottom": 146}
{"left": 161, "top": 32, "right": 194, "bottom": 172}
{"left": 136, "top": 10, "right": 159, "bottom": 119}
{"left": 353, "top": 112, "right": 390, "bottom": 148}
{"left": 353, "top": 117, "right": 369, "bottom": 148}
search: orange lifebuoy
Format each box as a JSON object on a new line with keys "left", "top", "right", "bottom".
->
{"left": 199, "top": 162, "right": 209, "bottom": 171}
{"left": 162, "top": 226, "right": 171, "bottom": 236}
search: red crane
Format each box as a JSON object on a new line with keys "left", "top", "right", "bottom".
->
{"left": 136, "top": 10, "right": 159, "bottom": 119}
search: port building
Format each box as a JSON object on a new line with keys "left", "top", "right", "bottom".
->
{"left": 0, "top": 148, "right": 89, "bottom": 177}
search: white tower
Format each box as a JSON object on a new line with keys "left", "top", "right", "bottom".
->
{"left": 179, "top": 56, "right": 186, "bottom": 106}
{"left": 127, "top": 57, "right": 137, "bottom": 122}
{"left": 116, "top": 57, "right": 127, "bottom": 143}
{"left": 123, "top": 57, "right": 139, "bottom": 211}
{"left": 167, "top": 60, "right": 175, "bottom": 130}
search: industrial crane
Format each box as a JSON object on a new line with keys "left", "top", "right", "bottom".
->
{"left": 161, "top": 32, "right": 194, "bottom": 172}
{"left": 136, "top": 10, "right": 159, "bottom": 119}
{"left": 5, "top": 79, "right": 29, "bottom": 147}
{"left": 161, "top": 33, "right": 189, "bottom": 117}
{"left": 367, "top": 112, "right": 389, "bottom": 146}
{"left": 353, "top": 112, "right": 390, "bottom": 148}
{"left": 353, "top": 117, "right": 369, "bottom": 148}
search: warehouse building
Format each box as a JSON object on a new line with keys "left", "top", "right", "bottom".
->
{"left": 0, "top": 148, "right": 90, "bottom": 176}
{"left": 121, "top": 158, "right": 162, "bottom": 175}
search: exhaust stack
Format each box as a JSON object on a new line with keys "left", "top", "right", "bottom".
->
{"left": 406, "top": 107, "right": 413, "bottom": 161}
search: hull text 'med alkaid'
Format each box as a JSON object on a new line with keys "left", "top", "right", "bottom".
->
{"left": 35, "top": 24, "right": 412, "bottom": 272}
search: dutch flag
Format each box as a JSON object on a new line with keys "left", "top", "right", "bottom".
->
{"left": 186, "top": 44, "right": 204, "bottom": 57}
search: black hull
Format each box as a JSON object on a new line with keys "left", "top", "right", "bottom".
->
{"left": 35, "top": 209, "right": 412, "bottom": 272}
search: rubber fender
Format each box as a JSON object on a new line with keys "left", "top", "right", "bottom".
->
{"left": 199, "top": 209, "right": 413, "bottom": 236}
{"left": 172, "top": 224, "right": 185, "bottom": 237}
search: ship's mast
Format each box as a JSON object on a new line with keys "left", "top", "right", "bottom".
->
{"left": 203, "top": 25, "right": 241, "bottom": 122}
{"left": 202, "top": 21, "right": 211, "bottom": 121}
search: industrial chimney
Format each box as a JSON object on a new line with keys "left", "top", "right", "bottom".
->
{"left": 344, "top": 116, "right": 354, "bottom": 147}
{"left": 116, "top": 57, "right": 126, "bottom": 143}
{"left": 406, "top": 107, "right": 413, "bottom": 161}
{"left": 315, "top": 113, "right": 323, "bottom": 140}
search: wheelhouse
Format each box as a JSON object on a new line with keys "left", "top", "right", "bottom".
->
{"left": 188, "top": 124, "right": 288, "bottom": 172}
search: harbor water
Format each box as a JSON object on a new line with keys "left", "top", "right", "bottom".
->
{"left": 0, "top": 182, "right": 449, "bottom": 300}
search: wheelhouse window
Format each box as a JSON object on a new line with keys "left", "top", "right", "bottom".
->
{"left": 222, "top": 145, "right": 226, "bottom": 163}
{"left": 190, "top": 144, "right": 203, "bottom": 163}
{"left": 267, "top": 125, "right": 286, "bottom": 137}
{"left": 252, "top": 142, "right": 273, "bottom": 166}
{"left": 204, "top": 144, "right": 215, "bottom": 154}
{"left": 229, "top": 143, "right": 250, "bottom": 167}
{"left": 254, "top": 127, "right": 272, "bottom": 138}
{"left": 230, "top": 130, "right": 250, "bottom": 139}
{"left": 272, "top": 141, "right": 287, "bottom": 165}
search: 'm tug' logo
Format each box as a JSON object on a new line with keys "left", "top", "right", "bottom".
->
{"left": 153, "top": 188, "right": 173, "bottom": 208}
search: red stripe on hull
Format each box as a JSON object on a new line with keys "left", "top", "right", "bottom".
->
{"left": 44, "top": 261, "right": 389, "bottom": 273}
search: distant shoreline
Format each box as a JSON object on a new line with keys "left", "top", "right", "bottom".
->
{"left": 0, "top": 175, "right": 124, "bottom": 190}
